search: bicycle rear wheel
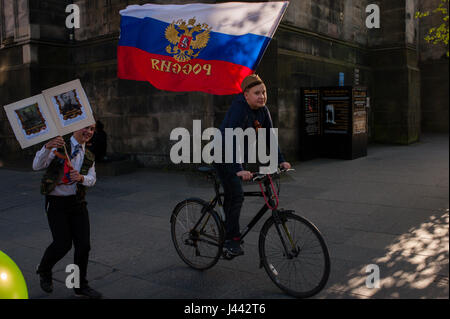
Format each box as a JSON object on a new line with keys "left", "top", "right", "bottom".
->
{"left": 259, "top": 211, "right": 330, "bottom": 298}
{"left": 171, "top": 198, "right": 224, "bottom": 270}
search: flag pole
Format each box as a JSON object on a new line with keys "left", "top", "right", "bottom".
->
{"left": 63, "top": 144, "right": 74, "bottom": 169}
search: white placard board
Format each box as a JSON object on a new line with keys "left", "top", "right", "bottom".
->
{"left": 3, "top": 79, "right": 95, "bottom": 149}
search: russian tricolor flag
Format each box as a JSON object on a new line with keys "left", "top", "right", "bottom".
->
{"left": 118, "top": 2, "right": 288, "bottom": 95}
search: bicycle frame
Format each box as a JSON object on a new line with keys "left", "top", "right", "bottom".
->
{"left": 187, "top": 171, "right": 298, "bottom": 261}
{"left": 205, "top": 174, "right": 284, "bottom": 243}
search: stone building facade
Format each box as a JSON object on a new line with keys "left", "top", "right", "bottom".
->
{"left": 0, "top": 0, "right": 448, "bottom": 166}
{"left": 418, "top": 0, "right": 449, "bottom": 133}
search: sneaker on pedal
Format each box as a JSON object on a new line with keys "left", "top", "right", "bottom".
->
{"left": 223, "top": 239, "right": 244, "bottom": 257}
{"left": 74, "top": 285, "right": 103, "bottom": 299}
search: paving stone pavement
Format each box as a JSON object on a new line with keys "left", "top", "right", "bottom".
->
{"left": 0, "top": 134, "right": 448, "bottom": 299}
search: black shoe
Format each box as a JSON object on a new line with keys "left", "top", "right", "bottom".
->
{"left": 74, "top": 285, "right": 103, "bottom": 299}
{"left": 223, "top": 239, "right": 244, "bottom": 259}
{"left": 36, "top": 266, "right": 53, "bottom": 293}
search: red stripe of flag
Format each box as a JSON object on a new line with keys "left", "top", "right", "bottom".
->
{"left": 118, "top": 46, "right": 253, "bottom": 95}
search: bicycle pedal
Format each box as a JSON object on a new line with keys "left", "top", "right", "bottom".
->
{"left": 222, "top": 250, "right": 244, "bottom": 260}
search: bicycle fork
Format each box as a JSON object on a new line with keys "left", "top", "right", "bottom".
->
{"left": 272, "top": 210, "right": 298, "bottom": 259}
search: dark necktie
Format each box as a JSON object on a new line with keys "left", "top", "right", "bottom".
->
{"left": 70, "top": 144, "right": 81, "bottom": 160}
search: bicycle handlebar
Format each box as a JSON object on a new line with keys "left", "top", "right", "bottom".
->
{"left": 198, "top": 165, "right": 294, "bottom": 183}
{"left": 251, "top": 168, "right": 295, "bottom": 182}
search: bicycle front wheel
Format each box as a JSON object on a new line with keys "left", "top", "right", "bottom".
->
{"left": 259, "top": 211, "right": 330, "bottom": 298}
{"left": 171, "top": 198, "right": 224, "bottom": 270}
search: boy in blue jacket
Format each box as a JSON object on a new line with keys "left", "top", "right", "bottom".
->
{"left": 214, "top": 74, "right": 291, "bottom": 257}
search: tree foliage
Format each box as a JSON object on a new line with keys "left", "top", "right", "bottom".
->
{"left": 415, "top": 0, "right": 449, "bottom": 57}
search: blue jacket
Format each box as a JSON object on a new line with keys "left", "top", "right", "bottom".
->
{"left": 218, "top": 94, "right": 286, "bottom": 173}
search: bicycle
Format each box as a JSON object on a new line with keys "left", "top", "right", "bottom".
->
{"left": 170, "top": 166, "right": 330, "bottom": 298}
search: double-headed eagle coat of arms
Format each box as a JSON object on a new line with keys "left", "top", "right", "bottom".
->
{"left": 165, "top": 18, "right": 212, "bottom": 63}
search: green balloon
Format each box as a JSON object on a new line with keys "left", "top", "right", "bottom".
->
{"left": 0, "top": 250, "right": 28, "bottom": 299}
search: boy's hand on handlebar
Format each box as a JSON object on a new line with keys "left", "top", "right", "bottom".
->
{"left": 237, "top": 170, "right": 253, "bottom": 181}
{"left": 280, "top": 162, "right": 291, "bottom": 170}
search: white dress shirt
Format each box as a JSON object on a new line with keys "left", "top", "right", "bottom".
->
{"left": 33, "top": 136, "right": 96, "bottom": 196}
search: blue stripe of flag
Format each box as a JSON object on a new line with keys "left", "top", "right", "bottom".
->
{"left": 119, "top": 15, "right": 271, "bottom": 70}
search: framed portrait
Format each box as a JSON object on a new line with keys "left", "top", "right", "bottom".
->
{"left": 3, "top": 94, "right": 59, "bottom": 149}
{"left": 42, "top": 79, "right": 95, "bottom": 136}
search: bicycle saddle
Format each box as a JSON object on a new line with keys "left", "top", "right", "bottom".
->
{"left": 198, "top": 166, "right": 216, "bottom": 173}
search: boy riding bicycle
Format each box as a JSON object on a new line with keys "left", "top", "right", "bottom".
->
{"left": 214, "top": 74, "right": 291, "bottom": 257}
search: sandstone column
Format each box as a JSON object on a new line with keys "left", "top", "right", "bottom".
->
{"left": 369, "top": 0, "right": 421, "bottom": 144}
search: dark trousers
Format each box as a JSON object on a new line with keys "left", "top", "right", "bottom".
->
{"left": 214, "top": 163, "right": 244, "bottom": 240}
{"left": 38, "top": 195, "right": 91, "bottom": 286}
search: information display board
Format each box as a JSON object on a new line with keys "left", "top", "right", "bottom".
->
{"left": 352, "top": 87, "right": 367, "bottom": 135}
{"left": 299, "top": 86, "right": 368, "bottom": 161}
{"left": 350, "top": 86, "right": 368, "bottom": 158}
{"left": 300, "top": 88, "right": 322, "bottom": 160}
{"left": 303, "top": 89, "right": 321, "bottom": 136}
{"left": 322, "top": 87, "right": 352, "bottom": 134}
